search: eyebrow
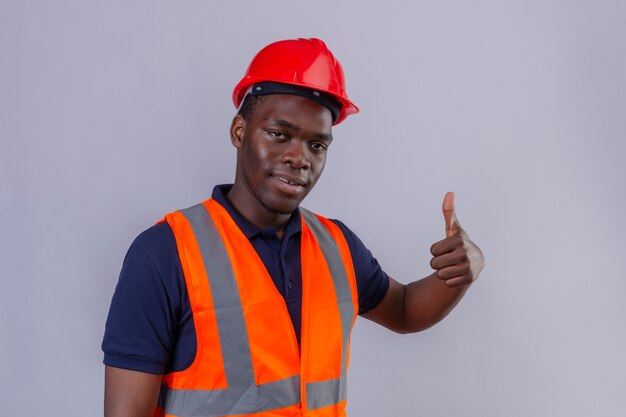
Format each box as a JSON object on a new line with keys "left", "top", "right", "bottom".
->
{"left": 268, "top": 119, "right": 333, "bottom": 142}
{"left": 269, "top": 119, "right": 301, "bottom": 131}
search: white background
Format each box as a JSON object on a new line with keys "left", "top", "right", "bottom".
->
{"left": 1, "top": 1, "right": 625, "bottom": 416}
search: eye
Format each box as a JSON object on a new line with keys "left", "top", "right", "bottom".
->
{"left": 268, "top": 131, "right": 287, "bottom": 140}
{"left": 310, "top": 142, "right": 328, "bottom": 151}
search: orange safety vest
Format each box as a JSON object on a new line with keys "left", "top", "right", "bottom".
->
{"left": 154, "top": 198, "right": 359, "bottom": 417}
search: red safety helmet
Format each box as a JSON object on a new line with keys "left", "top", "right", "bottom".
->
{"left": 233, "top": 38, "right": 359, "bottom": 125}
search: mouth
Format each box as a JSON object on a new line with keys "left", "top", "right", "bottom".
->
{"left": 272, "top": 175, "right": 305, "bottom": 186}
{"left": 271, "top": 174, "right": 307, "bottom": 194}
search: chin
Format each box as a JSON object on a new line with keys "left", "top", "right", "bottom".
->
{"left": 253, "top": 182, "right": 310, "bottom": 215}
{"left": 262, "top": 193, "right": 306, "bottom": 215}
{"left": 265, "top": 200, "right": 301, "bottom": 215}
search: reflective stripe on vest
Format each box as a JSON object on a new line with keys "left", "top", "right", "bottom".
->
{"left": 300, "top": 208, "right": 352, "bottom": 410}
{"left": 158, "top": 202, "right": 357, "bottom": 416}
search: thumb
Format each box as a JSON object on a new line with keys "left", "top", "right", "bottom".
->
{"left": 442, "top": 191, "right": 462, "bottom": 237}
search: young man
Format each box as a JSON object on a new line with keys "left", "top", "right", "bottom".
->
{"left": 102, "top": 38, "right": 484, "bottom": 417}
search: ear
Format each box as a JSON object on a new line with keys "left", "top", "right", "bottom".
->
{"left": 230, "top": 115, "right": 246, "bottom": 149}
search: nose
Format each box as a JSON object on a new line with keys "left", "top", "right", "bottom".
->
{"left": 283, "top": 140, "right": 310, "bottom": 170}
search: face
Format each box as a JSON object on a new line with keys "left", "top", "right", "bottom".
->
{"left": 231, "top": 94, "right": 334, "bottom": 217}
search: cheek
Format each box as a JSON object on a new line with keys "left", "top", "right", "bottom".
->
{"left": 311, "top": 155, "right": 327, "bottom": 178}
{"left": 256, "top": 145, "right": 273, "bottom": 162}
{"left": 242, "top": 140, "right": 272, "bottom": 168}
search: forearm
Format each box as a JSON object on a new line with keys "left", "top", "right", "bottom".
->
{"left": 399, "top": 272, "right": 469, "bottom": 333}
{"left": 362, "top": 273, "right": 470, "bottom": 333}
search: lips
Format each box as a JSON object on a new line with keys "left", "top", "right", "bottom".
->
{"left": 271, "top": 174, "right": 306, "bottom": 187}
{"left": 270, "top": 174, "right": 307, "bottom": 195}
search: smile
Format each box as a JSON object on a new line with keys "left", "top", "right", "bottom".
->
{"left": 272, "top": 175, "right": 305, "bottom": 187}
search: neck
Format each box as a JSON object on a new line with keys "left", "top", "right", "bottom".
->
{"left": 226, "top": 182, "right": 292, "bottom": 239}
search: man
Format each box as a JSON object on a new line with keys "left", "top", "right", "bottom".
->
{"left": 102, "top": 38, "right": 484, "bottom": 417}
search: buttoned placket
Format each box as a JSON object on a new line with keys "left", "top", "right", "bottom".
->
{"left": 257, "top": 227, "right": 300, "bottom": 298}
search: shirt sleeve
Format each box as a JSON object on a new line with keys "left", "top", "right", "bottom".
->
{"left": 101, "top": 222, "right": 186, "bottom": 374}
{"left": 330, "top": 219, "right": 390, "bottom": 314}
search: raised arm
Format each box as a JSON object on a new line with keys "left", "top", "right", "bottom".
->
{"left": 362, "top": 192, "right": 484, "bottom": 333}
{"left": 104, "top": 366, "right": 162, "bottom": 417}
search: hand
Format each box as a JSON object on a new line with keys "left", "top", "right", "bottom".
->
{"left": 429, "top": 192, "right": 485, "bottom": 288}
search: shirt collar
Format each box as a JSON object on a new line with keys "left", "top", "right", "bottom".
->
{"left": 211, "top": 184, "right": 302, "bottom": 240}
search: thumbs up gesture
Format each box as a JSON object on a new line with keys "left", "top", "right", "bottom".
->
{"left": 430, "top": 192, "right": 485, "bottom": 288}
